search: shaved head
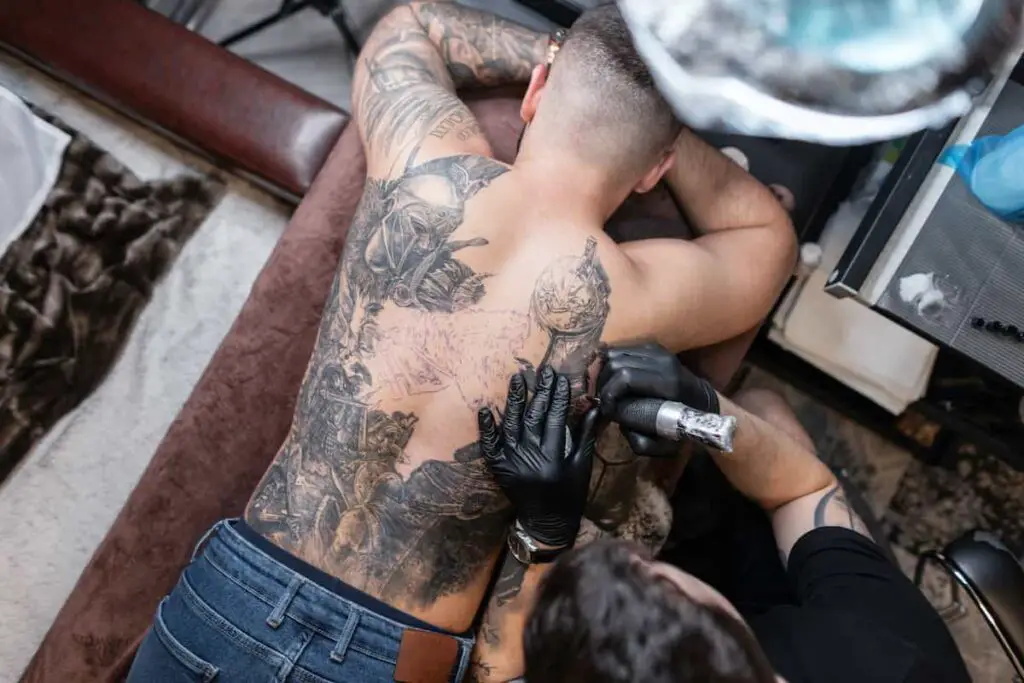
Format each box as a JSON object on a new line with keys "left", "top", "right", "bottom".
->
{"left": 534, "top": 4, "right": 682, "bottom": 174}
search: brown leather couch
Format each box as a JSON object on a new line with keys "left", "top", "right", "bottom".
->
{"left": 2, "top": 4, "right": 756, "bottom": 681}
{"left": 0, "top": 0, "right": 348, "bottom": 200}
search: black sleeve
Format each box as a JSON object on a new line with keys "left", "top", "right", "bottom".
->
{"left": 787, "top": 527, "right": 970, "bottom": 683}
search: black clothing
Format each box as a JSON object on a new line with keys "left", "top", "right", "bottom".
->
{"left": 661, "top": 457, "right": 970, "bottom": 683}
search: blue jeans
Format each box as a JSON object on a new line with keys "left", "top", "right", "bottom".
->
{"left": 127, "top": 520, "right": 475, "bottom": 682}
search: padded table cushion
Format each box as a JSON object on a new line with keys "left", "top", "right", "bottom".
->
{"left": 0, "top": 0, "right": 348, "bottom": 198}
{"left": 20, "top": 89, "right": 752, "bottom": 683}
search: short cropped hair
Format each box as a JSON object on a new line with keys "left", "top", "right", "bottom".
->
{"left": 541, "top": 4, "right": 682, "bottom": 171}
{"left": 523, "top": 540, "right": 777, "bottom": 683}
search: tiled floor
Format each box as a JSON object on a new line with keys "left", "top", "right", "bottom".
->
{"left": 154, "top": 3, "right": 1023, "bottom": 680}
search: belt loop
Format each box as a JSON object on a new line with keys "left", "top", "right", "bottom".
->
{"left": 190, "top": 521, "right": 223, "bottom": 562}
{"left": 453, "top": 638, "right": 472, "bottom": 682}
{"left": 329, "top": 609, "right": 361, "bottom": 663}
{"left": 266, "top": 576, "right": 303, "bottom": 629}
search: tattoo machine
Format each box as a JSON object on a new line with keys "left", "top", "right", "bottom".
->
{"left": 613, "top": 398, "right": 737, "bottom": 453}
{"left": 617, "top": 0, "right": 1023, "bottom": 145}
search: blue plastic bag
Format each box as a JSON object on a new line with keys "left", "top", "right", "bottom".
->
{"left": 940, "top": 123, "right": 1024, "bottom": 222}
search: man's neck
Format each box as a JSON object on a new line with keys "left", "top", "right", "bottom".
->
{"left": 511, "top": 148, "right": 633, "bottom": 223}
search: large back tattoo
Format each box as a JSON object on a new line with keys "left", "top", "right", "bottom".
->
{"left": 247, "top": 150, "right": 612, "bottom": 607}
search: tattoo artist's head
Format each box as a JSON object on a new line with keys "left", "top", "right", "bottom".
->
{"left": 524, "top": 540, "right": 781, "bottom": 683}
{"left": 516, "top": 3, "right": 682, "bottom": 196}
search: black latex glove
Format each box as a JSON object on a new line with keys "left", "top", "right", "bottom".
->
{"left": 597, "top": 342, "right": 719, "bottom": 457}
{"left": 478, "top": 365, "right": 599, "bottom": 549}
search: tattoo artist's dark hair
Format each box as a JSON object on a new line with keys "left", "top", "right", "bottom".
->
{"left": 523, "top": 539, "right": 777, "bottom": 683}
{"left": 544, "top": 3, "right": 682, "bottom": 170}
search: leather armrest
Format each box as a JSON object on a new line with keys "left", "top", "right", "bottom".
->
{"left": 944, "top": 530, "right": 1024, "bottom": 671}
{"left": 0, "top": 0, "right": 348, "bottom": 198}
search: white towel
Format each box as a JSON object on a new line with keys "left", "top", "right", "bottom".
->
{"left": 0, "top": 85, "right": 70, "bottom": 254}
{"left": 771, "top": 163, "right": 938, "bottom": 414}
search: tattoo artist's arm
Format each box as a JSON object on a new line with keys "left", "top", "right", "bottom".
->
{"left": 473, "top": 370, "right": 596, "bottom": 682}
{"left": 770, "top": 482, "right": 874, "bottom": 566}
{"left": 710, "top": 394, "right": 872, "bottom": 563}
{"left": 711, "top": 394, "right": 835, "bottom": 513}
{"left": 469, "top": 553, "right": 551, "bottom": 683}
{"left": 353, "top": 2, "right": 546, "bottom": 171}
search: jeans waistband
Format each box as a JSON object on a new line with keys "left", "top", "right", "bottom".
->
{"left": 195, "top": 520, "right": 476, "bottom": 660}
{"left": 232, "top": 520, "right": 454, "bottom": 635}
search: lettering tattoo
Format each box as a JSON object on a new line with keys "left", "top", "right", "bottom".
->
{"left": 246, "top": 144, "right": 613, "bottom": 607}
{"left": 357, "top": 30, "right": 467, "bottom": 157}
{"left": 430, "top": 110, "right": 484, "bottom": 141}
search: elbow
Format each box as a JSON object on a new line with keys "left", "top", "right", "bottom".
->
{"left": 368, "top": 3, "right": 420, "bottom": 43}
{"left": 768, "top": 203, "right": 797, "bottom": 262}
{"left": 765, "top": 208, "right": 798, "bottom": 294}
{"left": 404, "top": 2, "right": 433, "bottom": 25}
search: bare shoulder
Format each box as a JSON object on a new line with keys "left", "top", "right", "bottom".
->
{"left": 578, "top": 234, "right": 694, "bottom": 345}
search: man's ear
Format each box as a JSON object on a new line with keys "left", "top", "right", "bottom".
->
{"left": 633, "top": 148, "right": 677, "bottom": 194}
{"left": 520, "top": 64, "right": 548, "bottom": 123}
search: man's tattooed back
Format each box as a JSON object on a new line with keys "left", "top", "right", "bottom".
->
{"left": 245, "top": 149, "right": 615, "bottom": 630}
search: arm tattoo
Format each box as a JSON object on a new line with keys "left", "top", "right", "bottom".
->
{"left": 812, "top": 485, "right": 840, "bottom": 528}
{"left": 479, "top": 554, "right": 528, "bottom": 649}
{"left": 354, "top": 3, "right": 546, "bottom": 159}
{"left": 493, "top": 559, "right": 528, "bottom": 608}
{"left": 812, "top": 484, "right": 871, "bottom": 536}
{"left": 357, "top": 29, "right": 467, "bottom": 157}
{"left": 411, "top": 3, "right": 548, "bottom": 89}
{"left": 466, "top": 656, "right": 496, "bottom": 683}
{"left": 471, "top": 552, "right": 530, "bottom": 680}
{"left": 246, "top": 150, "right": 613, "bottom": 608}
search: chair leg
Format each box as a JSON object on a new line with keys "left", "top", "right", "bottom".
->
{"left": 915, "top": 550, "right": 968, "bottom": 623}
{"left": 310, "top": 0, "right": 361, "bottom": 55}
{"left": 217, "top": 0, "right": 311, "bottom": 49}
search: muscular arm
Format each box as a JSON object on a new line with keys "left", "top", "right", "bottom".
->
{"left": 621, "top": 131, "right": 796, "bottom": 350}
{"left": 470, "top": 430, "right": 673, "bottom": 683}
{"left": 711, "top": 394, "right": 873, "bottom": 564}
{"left": 665, "top": 129, "right": 791, "bottom": 237}
{"left": 469, "top": 554, "right": 547, "bottom": 683}
{"left": 353, "top": 2, "right": 547, "bottom": 173}
{"left": 771, "top": 482, "right": 874, "bottom": 566}
{"left": 713, "top": 394, "right": 835, "bottom": 513}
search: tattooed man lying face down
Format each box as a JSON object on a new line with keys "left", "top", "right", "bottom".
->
{"left": 126, "top": 4, "right": 796, "bottom": 683}
{"left": 247, "top": 0, "right": 798, "bottom": 638}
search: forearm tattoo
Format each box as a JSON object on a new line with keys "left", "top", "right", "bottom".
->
{"left": 246, "top": 145, "right": 612, "bottom": 607}
{"left": 479, "top": 554, "right": 528, "bottom": 650}
{"left": 410, "top": 3, "right": 548, "bottom": 89}
{"left": 355, "top": 2, "right": 546, "bottom": 157}
{"left": 812, "top": 484, "right": 872, "bottom": 537}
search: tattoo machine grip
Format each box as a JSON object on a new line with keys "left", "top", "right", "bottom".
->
{"left": 614, "top": 398, "right": 736, "bottom": 453}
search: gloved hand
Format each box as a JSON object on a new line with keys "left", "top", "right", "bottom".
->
{"left": 597, "top": 342, "right": 719, "bottom": 457}
{"left": 478, "top": 365, "right": 600, "bottom": 549}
